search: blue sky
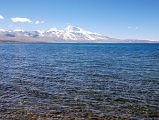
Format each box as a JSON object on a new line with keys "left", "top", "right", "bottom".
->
{"left": 0, "top": 0, "right": 159, "bottom": 40}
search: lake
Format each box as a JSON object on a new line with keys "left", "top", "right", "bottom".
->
{"left": 0, "top": 43, "right": 159, "bottom": 119}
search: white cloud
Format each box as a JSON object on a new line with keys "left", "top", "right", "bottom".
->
{"left": 11, "top": 17, "right": 32, "bottom": 23}
{"left": 0, "top": 28, "right": 5, "bottom": 32}
{"left": 135, "top": 26, "right": 139, "bottom": 30}
{"left": 0, "top": 15, "right": 4, "bottom": 19}
{"left": 35, "top": 21, "right": 40, "bottom": 24}
{"left": 128, "top": 26, "right": 139, "bottom": 30}
{"left": 35, "top": 20, "right": 45, "bottom": 25}
{"left": 47, "top": 28, "right": 58, "bottom": 32}
{"left": 13, "top": 29, "right": 24, "bottom": 32}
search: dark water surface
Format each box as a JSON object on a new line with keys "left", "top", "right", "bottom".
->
{"left": 0, "top": 43, "right": 159, "bottom": 120}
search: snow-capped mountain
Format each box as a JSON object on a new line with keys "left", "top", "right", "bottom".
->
{"left": 0, "top": 26, "right": 110, "bottom": 41}
{"left": 0, "top": 26, "right": 156, "bottom": 43}
{"left": 0, "top": 29, "right": 41, "bottom": 38}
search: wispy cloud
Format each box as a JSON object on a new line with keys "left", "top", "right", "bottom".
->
{"left": 11, "top": 17, "right": 32, "bottom": 23}
{"left": 135, "top": 26, "right": 139, "bottom": 30}
{"left": 0, "top": 15, "right": 4, "bottom": 19}
{"left": 128, "top": 26, "right": 139, "bottom": 30}
{"left": 35, "top": 20, "right": 45, "bottom": 25}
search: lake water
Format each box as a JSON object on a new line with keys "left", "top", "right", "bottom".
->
{"left": 0, "top": 43, "right": 159, "bottom": 119}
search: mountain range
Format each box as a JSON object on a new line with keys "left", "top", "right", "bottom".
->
{"left": 0, "top": 26, "right": 158, "bottom": 43}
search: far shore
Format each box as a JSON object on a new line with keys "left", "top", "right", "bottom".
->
{"left": 0, "top": 39, "right": 159, "bottom": 43}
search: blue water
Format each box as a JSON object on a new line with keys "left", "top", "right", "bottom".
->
{"left": 0, "top": 43, "right": 159, "bottom": 119}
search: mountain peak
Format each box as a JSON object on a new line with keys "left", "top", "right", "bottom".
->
{"left": 65, "top": 25, "right": 83, "bottom": 32}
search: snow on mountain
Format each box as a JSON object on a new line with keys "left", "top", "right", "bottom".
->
{"left": 0, "top": 26, "right": 110, "bottom": 41}
{"left": 63, "top": 26, "right": 109, "bottom": 40}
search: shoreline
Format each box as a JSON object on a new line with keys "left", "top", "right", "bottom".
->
{"left": 0, "top": 39, "right": 159, "bottom": 44}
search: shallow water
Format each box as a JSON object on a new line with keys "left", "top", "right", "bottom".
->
{"left": 0, "top": 43, "right": 159, "bottom": 119}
